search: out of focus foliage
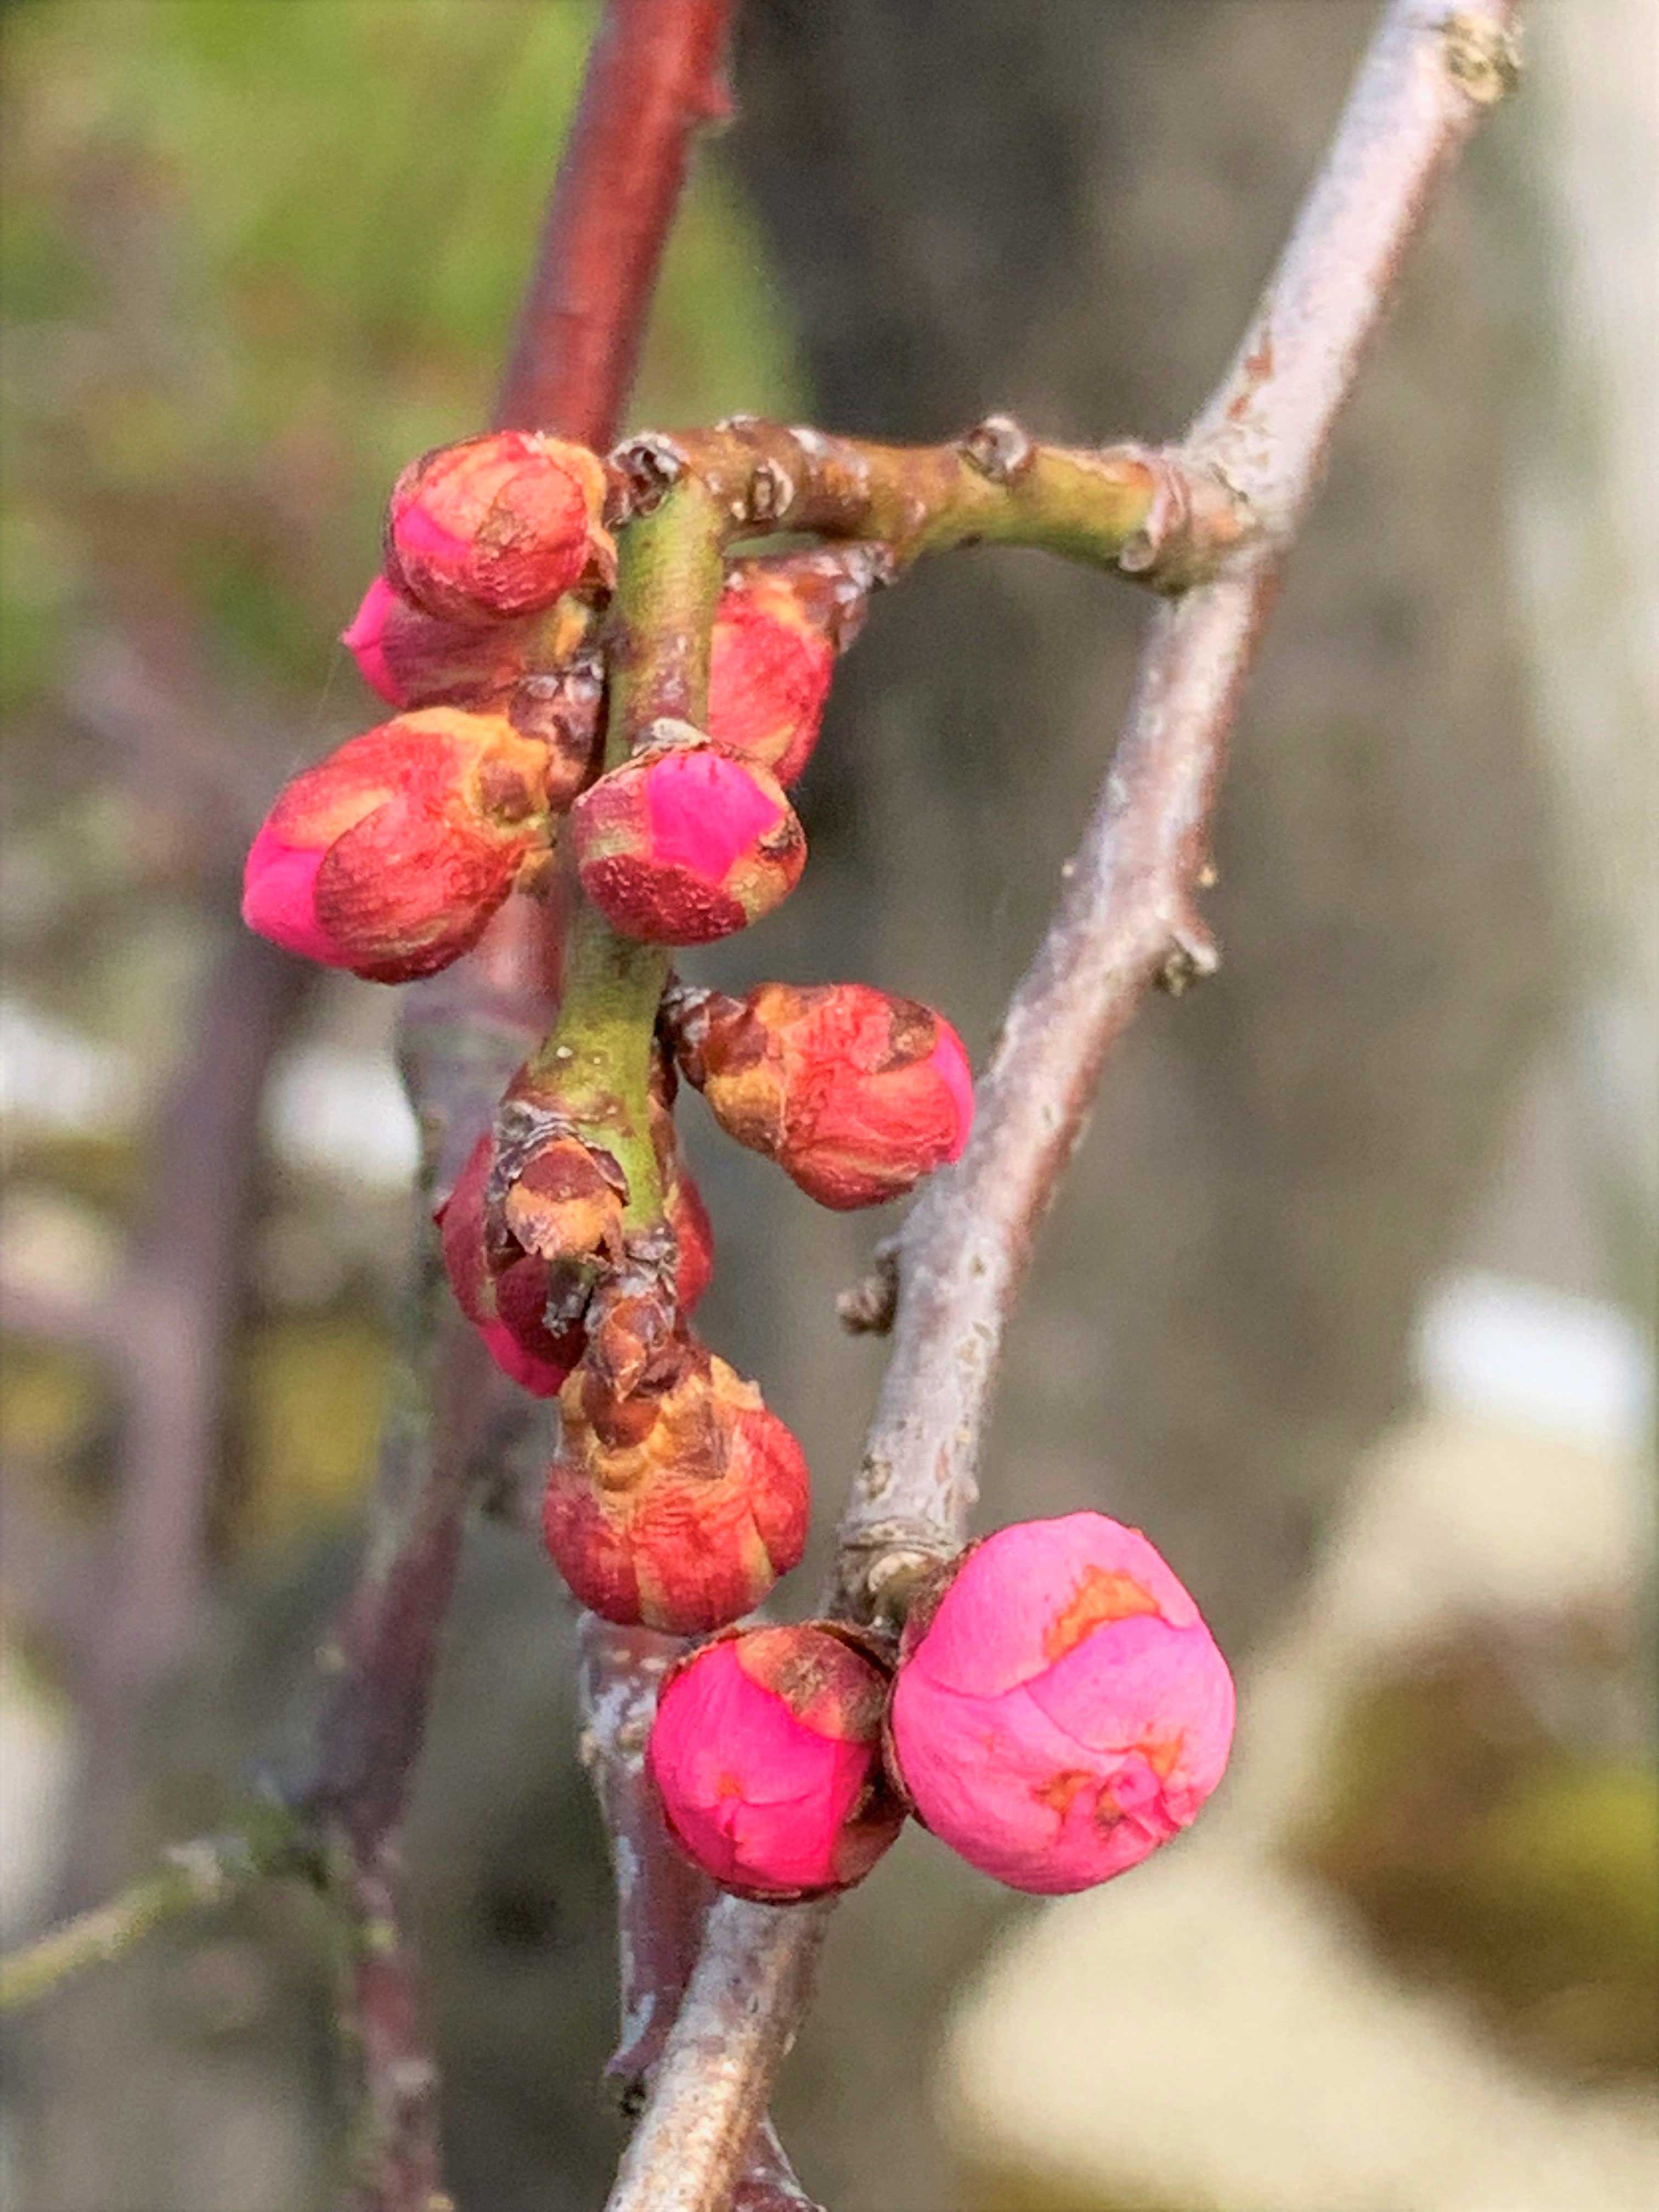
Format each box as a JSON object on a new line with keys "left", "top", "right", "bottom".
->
{"left": 1293, "top": 1611, "right": 1659, "bottom": 2084}
{"left": 2, "top": 0, "right": 799, "bottom": 710}
{"left": 1, "top": 0, "right": 802, "bottom": 1561}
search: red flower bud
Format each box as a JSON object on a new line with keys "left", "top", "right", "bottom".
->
{"left": 437, "top": 1133, "right": 588, "bottom": 1397}
{"left": 572, "top": 727, "right": 806, "bottom": 946}
{"left": 543, "top": 1343, "right": 809, "bottom": 1632}
{"left": 384, "top": 432, "right": 614, "bottom": 624}
{"left": 647, "top": 1624, "right": 904, "bottom": 1901}
{"left": 241, "top": 709, "right": 555, "bottom": 981}
{"left": 341, "top": 575, "right": 529, "bottom": 708}
{"left": 673, "top": 981, "right": 973, "bottom": 1209}
{"left": 886, "top": 1514, "right": 1235, "bottom": 1894}
{"left": 707, "top": 565, "right": 838, "bottom": 786}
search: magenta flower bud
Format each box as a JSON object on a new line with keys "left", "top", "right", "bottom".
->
{"left": 886, "top": 1513, "right": 1234, "bottom": 1894}
{"left": 572, "top": 725, "right": 806, "bottom": 946}
{"left": 647, "top": 1625, "right": 904, "bottom": 1901}
{"left": 341, "top": 574, "right": 549, "bottom": 710}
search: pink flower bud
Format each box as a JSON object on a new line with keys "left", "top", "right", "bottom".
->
{"left": 341, "top": 574, "right": 540, "bottom": 709}
{"left": 543, "top": 1344, "right": 809, "bottom": 1632}
{"left": 436, "top": 1133, "right": 585, "bottom": 1397}
{"left": 384, "top": 432, "right": 615, "bottom": 624}
{"left": 886, "top": 1513, "right": 1234, "bottom": 1894}
{"left": 647, "top": 1624, "right": 904, "bottom": 1901}
{"left": 241, "top": 709, "right": 555, "bottom": 982}
{"left": 707, "top": 565, "right": 839, "bottom": 786}
{"left": 673, "top": 981, "right": 972, "bottom": 1209}
{"left": 572, "top": 729, "right": 806, "bottom": 946}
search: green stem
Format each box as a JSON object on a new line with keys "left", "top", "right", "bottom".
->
{"left": 616, "top": 419, "right": 1247, "bottom": 588}
{"left": 521, "top": 477, "right": 729, "bottom": 1236}
{"left": 0, "top": 1814, "right": 317, "bottom": 2013}
{"left": 604, "top": 473, "right": 728, "bottom": 752}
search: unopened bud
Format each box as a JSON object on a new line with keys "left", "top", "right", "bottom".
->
{"left": 542, "top": 1344, "right": 809, "bottom": 1632}
{"left": 572, "top": 731, "right": 806, "bottom": 946}
{"left": 885, "top": 1513, "right": 1234, "bottom": 1894}
{"left": 647, "top": 1624, "right": 904, "bottom": 1901}
{"left": 385, "top": 431, "right": 614, "bottom": 623}
{"left": 674, "top": 981, "right": 972, "bottom": 1209}
{"left": 241, "top": 709, "right": 554, "bottom": 981}
{"left": 437, "top": 1133, "right": 585, "bottom": 1397}
{"left": 341, "top": 575, "right": 536, "bottom": 708}
{"left": 707, "top": 561, "right": 840, "bottom": 785}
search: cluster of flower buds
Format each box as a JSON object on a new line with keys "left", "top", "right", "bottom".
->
{"left": 643, "top": 1513, "right": 1233, "bottom": 1901}
{"left": 244, "top": 433, "right": 618, "bottom": 983}
{"left": 241, "top": 432, "right": 1235, "bottom": 1915}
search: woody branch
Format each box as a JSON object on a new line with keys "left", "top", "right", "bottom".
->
{"left": 601, "top": 6, "right": 1523, "bottom": 2211}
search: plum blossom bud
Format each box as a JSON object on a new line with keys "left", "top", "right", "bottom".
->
{"left": 543, "top": 1342, "right": 809, "bottom": 1632}
{"left": 572, "top": 726, "right": 806, "bottom": 946}
{"left": 385, "top": 431, "right": 615, "bottom": 624}
{"left": 672, "top": 981, "right": 972, "bottom": 1209}
{"left": 707, "top": 564, "right": 838, "bottom": 786}
{"left": 886, "top": 1513, "right": 1234, "bottom": 1894}
{"left": 341, "top": 575, "right": 533, "bottom": 708}
{"left": 241, "top": 709, "right": 555, "bottom": 981}
{"left": 647, "top": 1624, "right": 904, "bottom": 1901}
{"left": 436, "top": 1133, "right": 588, "bottom": 1397}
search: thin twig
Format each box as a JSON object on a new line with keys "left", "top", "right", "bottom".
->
{"left": 496, "top": 0, "right": 737, "bottom": 441}
{"left": 0, "top": 1822, "right": 318, "bottom": 2015}
{"left": 300, "top": 5, "right": 743, "bottom": 2207}
{"left": 604, "top": 5, "right": 1522, "bottom": 2207}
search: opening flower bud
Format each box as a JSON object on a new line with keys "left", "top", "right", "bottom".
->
{"left": 436, "top": 1133, "right": 586, "bottom": 1397}
{"left": 385, "top": 431, "right": 614, "bottom": 624}
{"left": 542, "top": 1343, "right": 809, "bottom": 1632}
{"left": 241, "top": 709, "right": 555, "bottom": 981}
{"left": 886, "top": 1513, "right": 1234, "bottom": 1894}
{"left": 647, "top": 1624, "right": 904, "bottom": 1901}
{"left": 341, "top": 575, "right": 531, "bottom": 708}
{"left": 707, "top": 563, "right": 840, "bottom": 786}
{"left": 572, "top": 730, "right": 806, "bottom": 946}
{"left": 674, "top": 981, "right": 972, "bottom": 1209}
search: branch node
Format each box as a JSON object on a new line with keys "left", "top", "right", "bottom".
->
{"left": 836, "top": 1240, "right": 900, "bottom": 1335}
{"left": 957, "top": 413, "right": 1036, "bottom": 484}
{"left": 1157, "top": 913, "right": 1221, "bottom": 997}
{"left": 1439, "top": 11, "right": 1522, "bottom": 104}
{"left": 1120, "top": 454, "right": 1251, "bottom": 591}
{"left": 611, "top": 432, "right": 690, "bottom": 518}
{"left": 745, "top": 455, "right": 796, "bottom": 527}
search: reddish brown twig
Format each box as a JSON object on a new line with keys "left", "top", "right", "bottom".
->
{"left": 301, "top": 7, "right": 743, "bottom": 2207}
{"left": 496, "top": 0, "right": 737, "bottom": 442}
{"left": 604, "top": 6, "right": 1523, "bottom": 2208}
